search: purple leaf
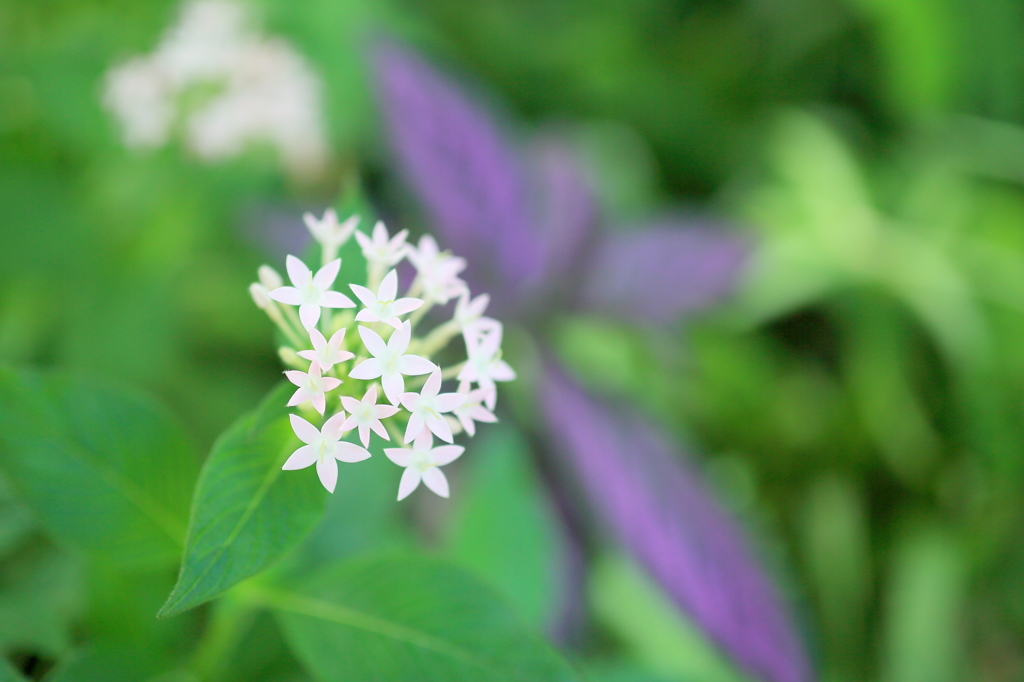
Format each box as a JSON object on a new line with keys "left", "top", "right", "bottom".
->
{"left": 370, "top": 41, "right": 544, "bottom": 299}
{"left": 578, "top": 220, "right": 748, "bottom": 323}
{"left": 540, "top": 365, "right": 813, "bottom": 682}
{"left": 530, "top": 139, "right": 598, "bottom": 290}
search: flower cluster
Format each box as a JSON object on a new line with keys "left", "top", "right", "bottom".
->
{"left": 103, "top": 0, "right": 329, "bottom": 179}
{"left": 250, "top": 210, "right": 514, "bottom": 499}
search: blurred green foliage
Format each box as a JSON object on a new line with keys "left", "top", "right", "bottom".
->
{"left": 3, "top": 0, "right": 1024, "bottom": 680}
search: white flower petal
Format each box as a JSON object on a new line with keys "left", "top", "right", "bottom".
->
{"left": 425, "top": 414, "right": 454, "bottom": 443}
{"left": 348, "top": 358, "right": 382, "bottom": 380}
{"left": 387, "top": 321, "right": 412, "bottom": 355}
{"left": 357, "top": 325, "right": 388, "bottom": 358}
{"left": 321, "top": 291, "right": 355, "bottom": 309}
{"left": 432, "top": 445, "right": 465, "bottom": 466}
{"left": 269, "top": 286, "right": 301, "bottom": 305}
{"left": 313, "top": 258, "right": 341, "bottom": 290}
{"left": 311, "top": 392, "right": 326, "bottom": 415}
{"left": 316, "top": 455, "right": 338, "bottom": 493}
{"left": 286, "top": 255, "right": 310, "bottom": 288}
{"left": 397, "top": 467, "right": 421, "bottom": 501}
{"left": 397, "top": 354, "right": 433, "bottom": 376}
{"left": 287, "top": 387, "right": 311, "bottom": 407}
{"left": 379, "top": 269, "right": 398, "bottom": 302}
{"left": 369, "top": 420, "right": 390, "bottom": 442}
{"left": 391, "top": 298, "right": 423, "bottom": 316}
{"left": 299, "top": 303, "right": 320, "bottom": 330}
{"left": 385, "top": 447, "right": 412, "bottom": 467}
{"left": 349, "top": 283, "right": 376, "bottom": 308}
{"left": 322, "top": 412, "right": 348, "bottom": 440}
{"left": 381, "top": 373, "right": 404, "bottom": 406}
{"left": 289, "top": 414, "right": 322, "bottom": 446}
{"left": 335, "top": 442, "right": 371, "bottom": 463}
{"left": 282, "top": 445, "right": 317, "bottom": 470}
{"left": 434, "top": 393, "right": 466, "bottom": 413}
{"left": 421, "top": 467, "right": 449, "bottom": 498}
{"left": 422, "top": 368, "right": 442, "bottom": 398}
{"left": 404, "top": 412, "right": 425, "bottom": 444}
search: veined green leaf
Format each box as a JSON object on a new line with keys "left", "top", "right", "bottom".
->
{"left": 0, "top": 367, "right": 197, "bottom": 569}
{"left": 268, "top": 555, "right": 580, "bottom": 682}
{"left": 159, "top": 384, "right": 326, "bottom": 617}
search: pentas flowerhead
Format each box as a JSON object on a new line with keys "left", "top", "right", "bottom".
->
{"left": 250, "top": 212, "right": 511, "bottom": 497}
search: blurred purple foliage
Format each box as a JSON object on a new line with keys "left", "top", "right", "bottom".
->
{"left": 372, "top": 39, "right": 812, "bottom": 682}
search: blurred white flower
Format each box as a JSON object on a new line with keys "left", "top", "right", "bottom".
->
{"left": 102, "top": 0, "right": 330, "bottom": 179}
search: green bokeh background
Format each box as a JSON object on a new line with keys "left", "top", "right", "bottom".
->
{"left": 3, "top": 0, "right": 1024, "bottom": 680}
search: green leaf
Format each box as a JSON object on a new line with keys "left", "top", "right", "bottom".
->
{"left": 159, "top": 384, "right": 327, "bottom": 617}
{"left": 267, "top": 555, "right": 580, "bottom": 682}
{"left": 447, "top": 426, "right": 559, "bottom": 628}
{"left": 0, "top": 658, "right": 27, "bottom": 682}
{"left": 0, "top": 367, "right": 197, "bottom": 569}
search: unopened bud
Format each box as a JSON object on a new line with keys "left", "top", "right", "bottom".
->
{"left": 258, "top": 265, "right": 283, "bottom": 290}
{"left": 249, "top": 283, "right": 272, "bottom": 309}
{"left": 278, "top": 346, "right": 305, "bottom": 369}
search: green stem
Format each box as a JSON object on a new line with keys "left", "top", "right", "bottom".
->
{"left": 189, "top": 594, "right": 257, "bottom": 681}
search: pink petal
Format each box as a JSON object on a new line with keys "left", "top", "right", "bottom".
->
{"left": 397, "top": 467, "right": 421, "bottom": 500}
{"left": 299, "top": 303, "right": 320, "bottom": 331}
{"left": 391, "top": 298, "right": 423, "bottom": 316}
{"left": 269, "top": 286, "right": 302, "bottom": 305}
{"left": 297, "top": 350, "right": 318, "bottom": 362}
{"left": 289, "top": 414, "right": 322, "bottom": 445}
{"left": 321, "top": 291, "right": 355, "bottom": 309}
{"left": 469, "top": 405, "right": 497, "bottom": 423}
{"left": 458, "top": 413, "right": 476, "bottom": 437}
{"left": 335, "top": 442, "right": 371, "bottom": 463}
{"left": 311, "top": 393, "right": 326, "bottom": 415}
{"left": 356, "top": 309, "right": 379, "bottom": 324}
{"left": 358, "top": 424, "right": 371, "bottom": 447}
{"left": 284, "top": 370, "right": 307, "bottom": 387}
{"left": 434, "top": 393, "right": 467, "bottom": 413}
{"left": 287, "top": 387, "right": 311, "bottom": 407}
{"left": 404, "top": 413, "right": 425, "bottom": 444}
{"left": 398, "top": 354, "right": 434, "bottom": 376}
{"left": 381, "top": 373, "right": 404, "bottom": 406}
{"left": 282, "top": 445, "right": 317, "bottom": 470}
{"left": 432, "top": 445, "right": 464, "bottom": 466}
{"left": 382, "top": 317, "right": 404, "bottom": 331}
{"left": 341, "top": 414, "right": 360, "bottom": 433}
{"left": 316, "top": 455, "right": 338, "bottom": 493}
{"left": 322, "top": 412, "right": 348, "bottom": 440}
{"left": 321, "top": 377, "right": 342, "bottom": 392}
{"left": 425, "top": 414, "right": 454, "bottom": 443}
{"left": 422, "top": 368, "right": 442, "bottom": 398}
{"left": 340, "top": 396, "right": 361, "bottom": 413}
{"left": 379, "top": 269, "right": 399, "bottom": 301}
{"left": 313, "top": 258, "right": 341, "bottom": 290}
{"left": 385, "top": 447, "right": 412, "bottom": 467}
{"left": 421, "top": 467, "right": 449, "bottom": 498}
{"left": 491, "top": 360, "right": 516, "bottom": 382}
{"left": 349, "top": 283, "right": 376, "bottom": 308}
{"left": 399, "top": 392, "right": 419, "bottom": 411}
{"left": 309, "top": 328, "right": 327, "bottom": 353}
{"left": 370, "top": 420, "right": 390, "bottom": 441}
{"left": 374, "top": 404, "right": 399, "bottom": 419}
{"left": 357, "top": 325, "right": 388, "bottom": 358}
{"left": 286, "top": 255, "right": 311, "bottom": 288}
{"left": 387, "top": 321, "right": 412, "bottom": 355}
{"left": 348, "top": 359, "right": 383, "bottom": 381}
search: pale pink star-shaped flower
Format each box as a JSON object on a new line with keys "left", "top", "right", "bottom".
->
{"left": 283, "top": 413, "right": 370, "bottom": 493}
{"left": 408, "top": 235, "right": 467, "bottom": 304}
{"left": 455, "top": 290, "right": 502, "bottom": 344}
{"left": 452, "top": 379, "right": 497, "bottom": 437}
{"left": 297, "top": 328, "right": 355, "bottom": 372}
{"left": 348, "top": 321, "right": 433, "bottom": 406}
{"left": 340, "top": 385, "right": 399, "bottom": 447}
{"left": 355, "top": 220, "right": 408, "bottom": 268}
{"left": 303, "top": 209, "right": 358, "bottom": 255}
{"left": 268, "top": 255, "right": 355, "bottom": 330}
{"left": 458, "top": 325, "right": 516, "bottom": 411}
{"left": 385, "top": 428, "right": 464, "bottom": 500}
{"left": 400, "top": 366, "right": 466, "bottom": 444}
{"left": 284, "top": 361, "right": 341, "bottom": 415}
{"left": 349, "top": 269, "right": 423, "bottom": 330}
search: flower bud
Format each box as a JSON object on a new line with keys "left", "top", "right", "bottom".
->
{"left": 249, "top": 283, "right": 272, "bottom": 309}
{"left": 258, "top": 265, "right": 283, "bottom": 290}
{"left": 278, "top": 346, "right": 305, "bottom": 369}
